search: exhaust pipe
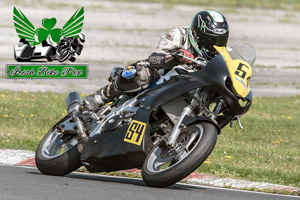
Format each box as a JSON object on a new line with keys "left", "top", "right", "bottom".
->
{"left": 66, "top": 91, "right": 81, "bottom": 115}
{"left": 65, "top": 91, "right": 88, "bottom": 143}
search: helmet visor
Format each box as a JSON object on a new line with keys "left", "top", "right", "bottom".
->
{"left": 194, "top": 29, "right": 229, "bottom": 52}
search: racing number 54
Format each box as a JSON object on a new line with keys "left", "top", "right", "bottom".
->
{"left": 124, "top": 120, "right": 146, "bottom": 146}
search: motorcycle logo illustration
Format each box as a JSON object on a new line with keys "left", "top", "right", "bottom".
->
{"left": 13, "top": 7, "right": 85, "bottom": 62}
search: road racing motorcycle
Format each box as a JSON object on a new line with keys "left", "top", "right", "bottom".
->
{"left": 55, "top": 43, "right": 77, "bottom": 62}
{"left": 35, "top": 43, "right": 256, "bottom": 187}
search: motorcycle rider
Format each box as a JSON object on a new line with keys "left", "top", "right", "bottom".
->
{"left": 83, "top": 11, "right": 229, "bottom": 111}
{"left": 56, "top": 33, "right": 85, "bottom": 61}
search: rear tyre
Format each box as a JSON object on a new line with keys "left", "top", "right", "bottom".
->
{"left": 142, "top": 122, "right": 218, "bottom": 187}
{"left": 35, "top": 116, "right": 82, "bottom": 176}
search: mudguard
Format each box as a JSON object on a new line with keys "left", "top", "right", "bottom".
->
{"left": 182, "top": 115, "right": 221, "bottom": 134}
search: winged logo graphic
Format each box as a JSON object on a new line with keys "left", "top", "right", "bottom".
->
{"left": 13, "top": 7, "right": 84, "bottom": 46}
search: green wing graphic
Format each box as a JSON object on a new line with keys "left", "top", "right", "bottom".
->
{"left": 61, "top": 7, "right": 84, "bottom": 39}
{"left": 13, "top": 7, "right": 38, "bottom": 46}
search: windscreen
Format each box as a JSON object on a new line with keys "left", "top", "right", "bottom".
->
{"left": 227, "top": 43, "right": 256, "bottom": 67}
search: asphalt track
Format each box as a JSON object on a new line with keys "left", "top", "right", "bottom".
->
{"left": 0, "top": 165, "right": 298, "bottom": 200}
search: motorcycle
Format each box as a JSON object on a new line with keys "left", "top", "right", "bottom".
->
{"left": 35, "top": 43, "right": 255, "bottom": 187}
{"left": 55, "top": 44, "right": 76, "bottom": 62}
{"left": 55, "top": 38, "right": 83, "bottom": 62}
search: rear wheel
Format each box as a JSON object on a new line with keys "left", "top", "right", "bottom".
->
{"left": 142, "top": 122, "right": 218, "bottom": 187}
{"left": 35, "top": 116, "right": 82, "bottom": 176}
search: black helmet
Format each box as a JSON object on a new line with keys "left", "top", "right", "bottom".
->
{"left": 189, "top": 11, "right": 229, "bottom": 56}
{"left": 78, "top": 33, "right": 85, "bottom": 43}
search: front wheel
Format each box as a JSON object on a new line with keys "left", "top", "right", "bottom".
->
{"left": 58, "top": 49, "right": 70, "bottom": 62}
{"left": 142, "top": 122, "right": 218, "bottom": 187}
{"left": 35, "top": 116, "right": 82, "bottom": 176}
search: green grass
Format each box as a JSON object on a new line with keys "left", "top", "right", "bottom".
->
{"left": 112, "top": 0, "right": 300, "bottom": 10}
{"left": 0, "top": 91, "right": 299, "bottom": 188}
{"left": 197, "top": 95, "right": 300, "bottom": 188}
{"left": 0, "top": 91, "right": 68, "bottom": 150}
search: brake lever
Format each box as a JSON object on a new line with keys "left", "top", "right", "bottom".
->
{"left": 176, "top": 53, "right": 207, "bottom": 67}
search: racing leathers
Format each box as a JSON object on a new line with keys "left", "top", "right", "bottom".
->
{"left": 83, "top": 27, "right": 217, "bottom": 111}
{"left": 148, "top": 26, "right": 216, "bottom": 69}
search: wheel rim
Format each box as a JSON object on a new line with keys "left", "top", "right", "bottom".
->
{"left": 59, "top": 49, "right": 70, "bottom": 62}
{"left": 41, "top": 117, "right": 78, "bottom": 159}
{"left": 146, "top": 124, "right": 204, "bottom": 173}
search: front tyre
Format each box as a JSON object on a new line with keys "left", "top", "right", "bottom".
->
{"left": 142, "top": 122, "right": 218, "bottom": 187}
{"left": 58, "top": 49, "right": 70, "bottom": 62}
{"left": 35, "top": 116, "right": 82, "bottom": 176}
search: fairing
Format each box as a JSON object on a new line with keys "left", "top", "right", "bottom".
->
{"left": 214, "top": 45, "right": 254, "bottom": 98}
{"left": 138, "top": 45, "right": 254, "bottom": 128}
{"left": 81, "top": 109, "right": 153, "bottom": 172}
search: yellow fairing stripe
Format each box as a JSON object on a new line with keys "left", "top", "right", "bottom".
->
{"left": 214, "top": 46, "right": 252, "bottom": 98}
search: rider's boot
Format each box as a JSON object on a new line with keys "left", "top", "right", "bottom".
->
{"left": 83, "top": 82, "right": 123, "bottom": 111}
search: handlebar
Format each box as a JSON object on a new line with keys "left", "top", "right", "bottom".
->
{"left": 177, "top": 54, "right": 207, "bottom": 66}
{"left": 172, "top": 51, "right": 207, "bottom": 67}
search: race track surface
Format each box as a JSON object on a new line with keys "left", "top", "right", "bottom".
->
{"left": 0, "top": 165, "right": 297, "bottom": 200}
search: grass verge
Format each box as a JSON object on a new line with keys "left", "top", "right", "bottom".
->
{"left": 197, "top": 95, "right": 300, "bottom": 188}
{"left": 0, "top": 91, "right": 67, "bottom": 150}
{"left": 0, "top": 91, "right": 299, "bottom": 188}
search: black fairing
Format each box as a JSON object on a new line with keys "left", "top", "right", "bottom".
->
{"left": 81, "top": 109, "right": 153, "bottom": 172}
{"left": 138, "top": 75, "right": 208, "bottom": 110}
{"left": 139, "top": 54, "right": 252, "bottom": 129}
{"left": 194, "top": 55, "right": 252, "bottom": 128}
{"left": 80, "top": 52, "right": 252, "bottom": 171}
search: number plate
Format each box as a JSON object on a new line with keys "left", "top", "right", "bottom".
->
{"left": 124, "top": 120, "right": 146, "bottom": 146}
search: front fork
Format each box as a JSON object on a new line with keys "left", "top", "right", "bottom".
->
{"left": 166, "top": 106, "right": 193, "bottom": 147}
{"left": 166, "top": 90, "right": 226, "bottom": 148}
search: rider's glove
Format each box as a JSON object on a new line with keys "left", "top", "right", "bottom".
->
{"left": 148, "top": 51, "right": 176, "bottom": 69}
{"left": 177, "top": 49, "right": 194, "bottom": 64}
{"left": 83, "top": 93, "right": 104, "bottom": 111}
